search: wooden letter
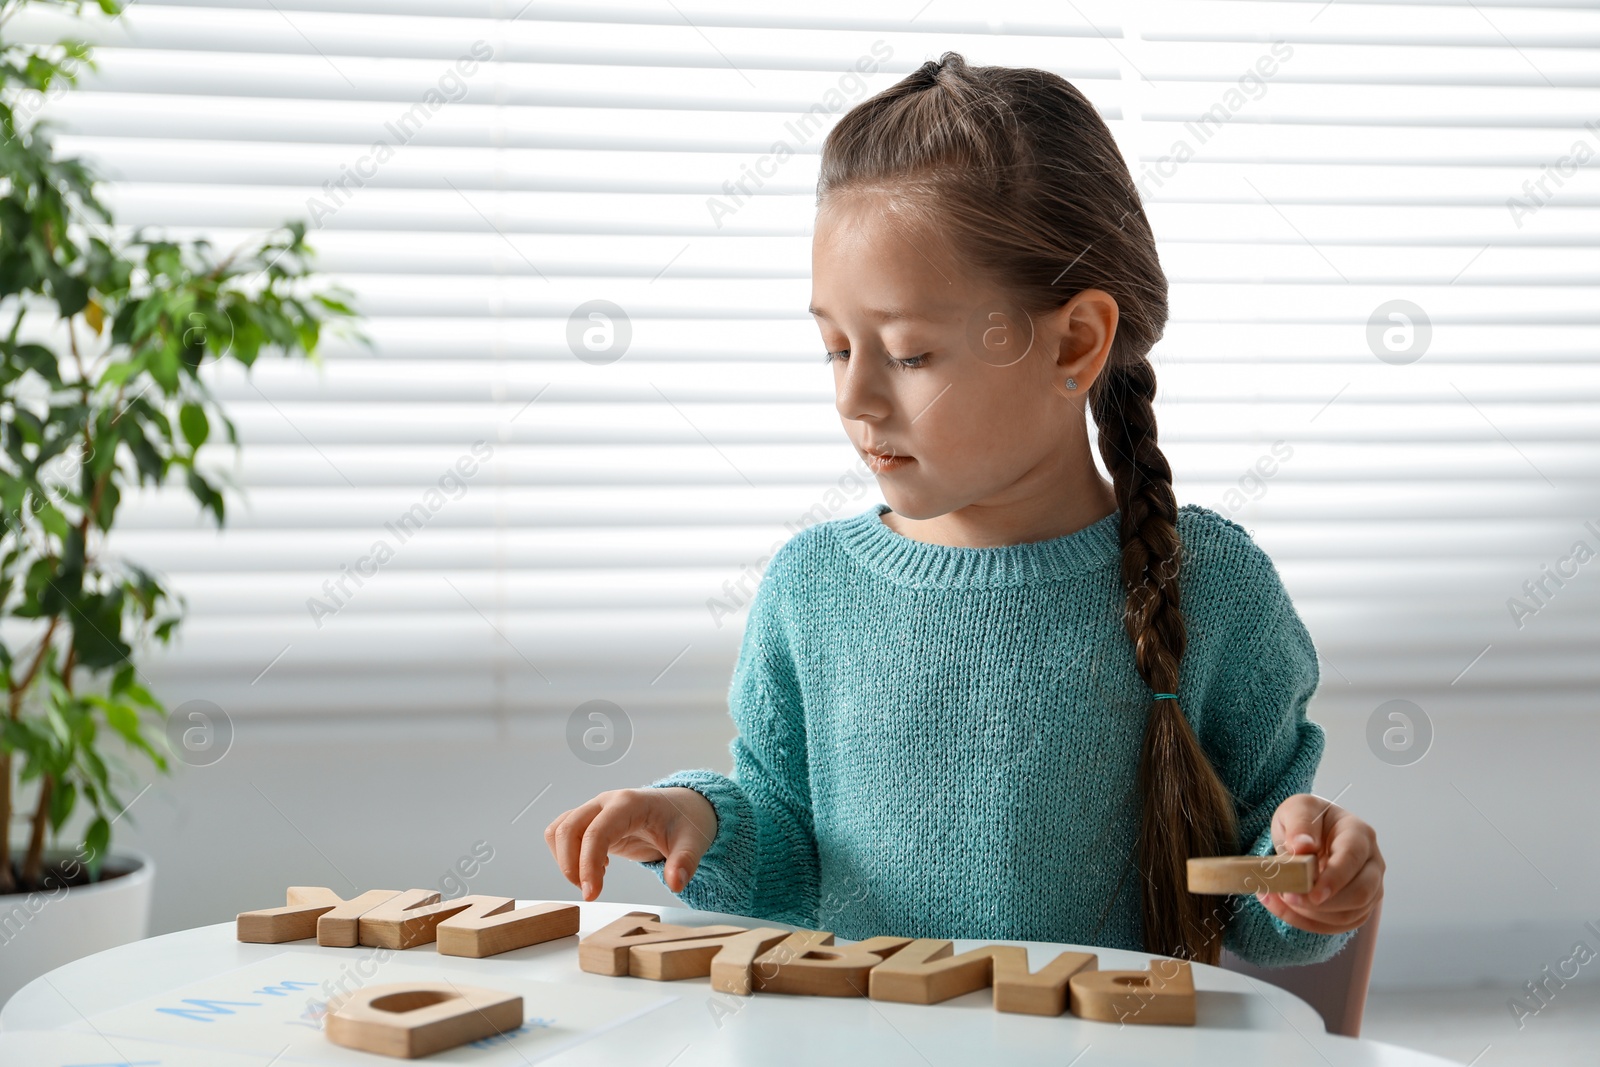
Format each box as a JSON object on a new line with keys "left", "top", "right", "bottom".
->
{"left": 361, "top": 893, "right": 571, "bottom": 953}
{"left": 869, "top": 939, "right": 994, "bottom": 1004}
{"left": 629, "top": 926, "right": 791, "bottom": 984}
{"left": 1069, "top": 958, "right": 1195, "bottom": 1026}
{"left": 237, "top": 886, "right": 341, "bottom": 944}
{"left": 355, "top": 890, "right": 446, "bottom": 949}
{"left": 710, "top": 928, "right": 796, "bottom": 994}
{"left": 577, "top": 912, "right": 750, "bottom": 976}
{"left": 236, "top": 888, "right": 402, "bottom": 946}
{"left": 1186, "top": 854, "right": 1315, "bottom": 895}
{"left": 437, "top": 901, "right": 579, "bottom": 959}
{"left": 869, "top": 939, "right": 1098, "bottom": 1012}
{"left": 752, "top": 931, "right": 913, "bottom": 997}
{"left": 992, "top": 949, "right": 1098, "bottom": 1016}
{"left": 318, "top": 890, "right": 409, "bottom": 948}
{"left": 324, "top": 981, "right": 521, "bottom": 1059}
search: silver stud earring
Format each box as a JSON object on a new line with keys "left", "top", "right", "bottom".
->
{"left": 1066, "top": 378, "right": 1077, "bottom": 391}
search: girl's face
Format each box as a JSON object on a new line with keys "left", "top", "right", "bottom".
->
{"left": 810, "top": 193, "right": 1117, "bottom": 530}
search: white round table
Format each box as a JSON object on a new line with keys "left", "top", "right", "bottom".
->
{"left": 2, "top": 899, "right": 1459, "bottom": 1065}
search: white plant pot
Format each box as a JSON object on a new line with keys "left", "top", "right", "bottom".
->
{"left": 0, "top": 849, "right": 154, "bottom": 1008}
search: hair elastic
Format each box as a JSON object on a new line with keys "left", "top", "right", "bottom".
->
{"left": 1152, "top": 693, "right": 1177, "bottom": 701}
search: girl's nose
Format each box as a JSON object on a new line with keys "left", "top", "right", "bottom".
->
{"left": 834, "top": 354, "right": 888, "bottom": 423}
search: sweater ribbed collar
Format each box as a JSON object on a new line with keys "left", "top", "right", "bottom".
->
{"left": 831, "top": 502, "right": 1123, "bottom": 588}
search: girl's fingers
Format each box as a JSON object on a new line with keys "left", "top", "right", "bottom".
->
{"left": 1274, "top": 894, "right": 1374, "bottom": 923}
{"left": 1238, "top": 798, "right": 1386, "bottom": 936}
{"left": 543, "top": 810, "right": 576, "bottom": 883}
{"left": 662, "top": 819, "right": 705, "bottom": 894}
{"left": 1274, "top": 913, "right": 1354, "bottom": 936}
{"left": 1255, "top": 891, "right": 1365, "bottom": 935}
{"left": 580, "top": 793, "right": 686, "bottom": 899}
{"left": 542, "top": 811, "right": 565, "bottom": 851}
{"left": 1254, "top": 891, "right": 1305, "bottom": 928}
{"left": 578, "top": 804, "right": 635, "bottom": 900}
{"left": 1271, "top": 794, "right": 1330, "bottom": 855}
{"left": 1296, "top": 859, "right": 1384, "bottom": 916}
{"left": 1262, "top": 860, "right": 1383, "bottom": 933}
{"left": 580, "top": 796, "right": 665, "bottom": 899}
{"left": 546, "top": 790, "right": 696, "bottom": 900}
{"left": 551, "top": 800, "right": 604, "bottom": 889}
{"left": 1304, "top": 816, "right": 1375, "bottom": 905}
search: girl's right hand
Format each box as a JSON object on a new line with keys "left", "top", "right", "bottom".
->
{"left": 543, "top": 787, "right": 718, "bottom": 901}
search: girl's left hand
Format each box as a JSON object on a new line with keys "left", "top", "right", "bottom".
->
{"left": 1256, "top": 793, "right": 1384, "bottom": 935}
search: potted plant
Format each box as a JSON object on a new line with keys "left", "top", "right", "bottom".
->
{"left": 0, "top": 0, "right": 365, "bottom": 999}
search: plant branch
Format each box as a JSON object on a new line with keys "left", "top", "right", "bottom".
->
{"left": 0, "top": 760, "right": 10, "bottom": 893}
{"left": 2, "top": 614, "right": 60, "bottom": 891}
{"left": 67, "top": 309, "right": 86, "bottom": 382}
{"left": 10, "top": 617, "right": 61, "bottom": 722}
{"left": 21, "top": 773, "right": 53, "bottom": 885}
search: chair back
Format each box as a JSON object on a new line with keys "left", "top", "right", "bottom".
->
{"left": 1219, "top": 898, "right": 1382, "bottom": 1037}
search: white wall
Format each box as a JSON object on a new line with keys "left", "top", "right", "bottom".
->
{"left": 1311, "top": 704, "right": 1600, "bottom": 991}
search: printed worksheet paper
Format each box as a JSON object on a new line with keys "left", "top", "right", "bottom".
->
{"left": 64, "top": 949, "right": 677, "bottom": 1065}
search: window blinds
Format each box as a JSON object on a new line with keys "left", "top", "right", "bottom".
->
{"left": 8, "top": 0, "right": 1596, "bottom": 726}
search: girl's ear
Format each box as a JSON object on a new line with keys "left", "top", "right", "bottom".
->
{"left": 1047, "top": 288, "right": 1120, "bottom": 393}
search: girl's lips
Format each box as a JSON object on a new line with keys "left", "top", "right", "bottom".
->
{"left": 864, "top": 451, "right": 914, "bottom": 473}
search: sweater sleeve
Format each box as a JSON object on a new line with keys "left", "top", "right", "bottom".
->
{"left": 1199, "top": 564, "right": 1356, "bottom": 968}
{"left": 638, "top": 553, "right": 819, "bottom": 926}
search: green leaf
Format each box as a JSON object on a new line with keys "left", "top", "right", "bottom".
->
{"left": 53, "top": 273, "right": 89, "bottom": 317}
{"left": 124, "top": 681, "right": 159, "bottom": 708}
{"left": 95, "top": 695, "right": 164, "bottom": 768}
{"left": 103, "top": 699, "right": 139, "bottom": 737}
{"left": 49, "top": 778, "right": 76, "bottom": 832}
{"left": 24, "top": 557, "right": 65, "bottom": 616}
{"left": 148, "top": 341, "right": 179, "bottom": 393}
{"left": 80, "top": 745, "right": 110, "bottom": 794}
{"left": 178, "top": 402, "right": 208, "bottom": 450}
{"left": 45, "top": 695, "right": 73, "bottom": 747}
{"left": 69, "top": 592, "right": 131, "bottom": 671}
{"left": 35, "top": 500, "right": 71, "bottom": 542}
{"left": 100, "top": 358, "right": 139, "bottom": 387}
{"left": 110, "top": 663, "right": 136, "bottom": 697}
{"left": 1, "top": 718, "right": 46, "bottom": 762}
{"left": 93, "top": 479, "right": 120, "bottom": 530}
{"left": 124, "top": 423, "right": 164, "bottom": 484}
{"left": 185, "top": 467, "right": 224, "bottom": 525}
{"left": 12, "top": 343, "right": 63, "bottom": 386}
{"left": 127, "top": 394, "right": 172, "bottom": 440}
{"left": 51, "top": 525, "right": 87, "bottom": 604}
{"left": 83, "top": 815, "right": 110, "bottom": 877}
{"left": 12, "top": 407, "right": 44, "bottom": 445}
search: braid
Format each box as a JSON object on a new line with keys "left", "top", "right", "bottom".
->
{"left": 1091, "top": 360, "right": 1240, "bottom": 964}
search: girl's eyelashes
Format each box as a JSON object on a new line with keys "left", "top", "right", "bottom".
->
{"left": 821, "top": 348, "right": 930, "bottom": 370}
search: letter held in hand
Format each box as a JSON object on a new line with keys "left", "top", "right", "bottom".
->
{"left": 1186, "top": 854, "right": 1316, "bottom": 895}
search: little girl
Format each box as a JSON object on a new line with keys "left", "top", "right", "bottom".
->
{"left": 546, "top": 52, "right": 1383, "bottom": 967}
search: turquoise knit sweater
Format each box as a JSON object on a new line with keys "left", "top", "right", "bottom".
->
{"left": 643, "top": 502, "right": 1352, "bottom": 967}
